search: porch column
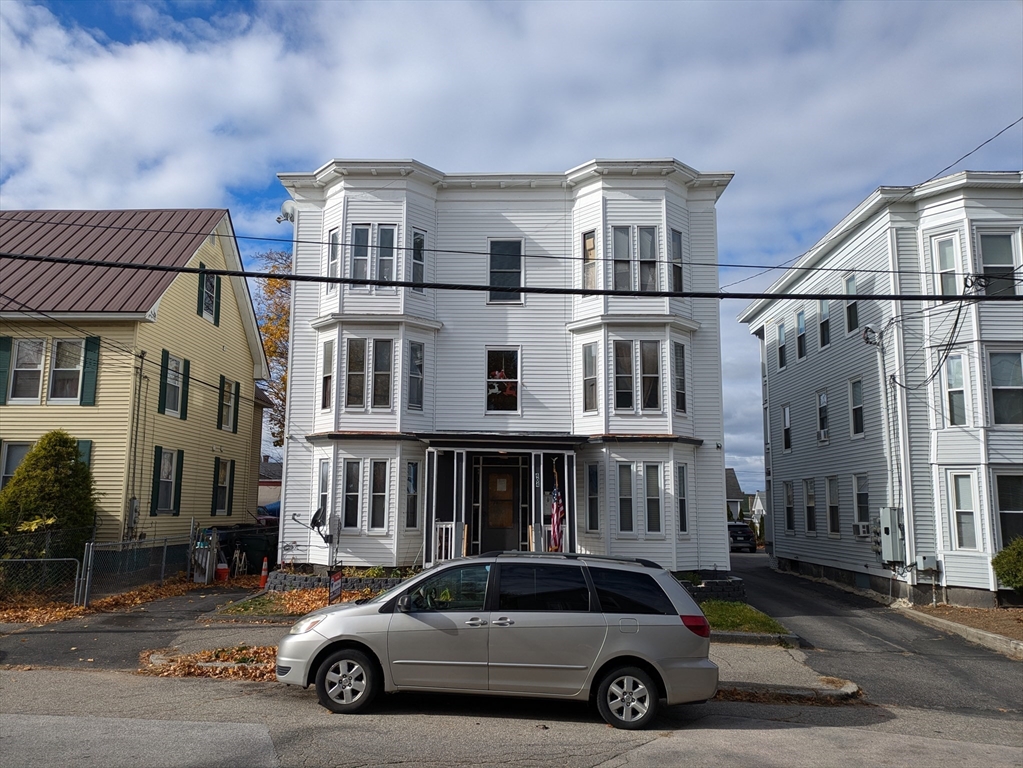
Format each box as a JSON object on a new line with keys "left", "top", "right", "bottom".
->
{"left": 424, "top": 448, "right": 436, "bottom": 567}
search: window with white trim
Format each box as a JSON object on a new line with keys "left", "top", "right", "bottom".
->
{"left": 817, "top": 390, "right": 829, "bottom": 442}
{"left": 618, "top": 463, "right": 634, "bottom": 533}
{"left": 407, "top": 341, "right": 424, "bottom": 411}
{"left": 321, "top": 339, "right": 334, "bottom": 410}
{"left": 318, "top": 460, "right": 330, "bottom": 517}
{"left": 990, "top": 351, "right": 1022, "bottom": 425}
{"left": 850, "top": 379, "right": 863, "bottom": 436}
{"left": 9, "top": 338, "right": 44, "bottom": 401}
{"left": 782, "top": 405, "right": 791, "bottom": 451}
{"left": 214, "top": 458, "right": 233, "bottom": 515}
{"left": 855, "top": 473, "right": 869, "bottom": 523}
{"left": 804, "top": 479, "right": 816, "bottom": 533}
{"left": 489, "top": 240, "right": 522, "bottom": 303}
{"left": 645, "top": 463, "right": 661, "bottom": 534}
{"left": 676, "top": 464, "right": 688, "bottom": 534}
{"left": 377, "top": 225, "right": 395, "bottom": 283}
{"left": 220, "top": 377, "right": 236, "bottom": 431}
{"left": 671, "top": 229, "right": 683, "bottom": 292}
{"left": 612, "top": 226, "right": 632, "bottom": 291}
{"left": 326, "top": 229, "right": 339, "bottom": 293}
{"left": 165, "top": 354, "right": 183, "bottom": 416}
{"left": 934, "top": 235, "right": 958, "bottom": 297}
{"left": 1, "top": 442, "right": 31, "bottom": 489}
{"left": 945, "top": 355, "right": 966, "bottom": 426}
{"left": 640, "top": 341, "right": 660, "bottom": 411}
{"left": 995, "top": 472, "right": 1023, "bottom": 549}
{"left": 372, "top": 339, "right": 392, "bottom": 409}
{"left": 638, "top": 227, "right": 657, "bottom": 291}
{"left": 582, "top": 343, "right": 597, "bottom": 412}
{"left": 486, "top": 348, "right": 519, "bottom": 412}
{"left": 342, "top": 460, "right": 361, "bottom": 529}
{"left": 411, "top": 230, "right": 426, "bottom": 292}
{"left": 351, "top": 225, "right": 370, "bottom": 281}
{"left": 796, "top": 311, "right": 806, "bottom": 359}
{"left": 827, "top": 476, "right": 840, "bottom": 534}
{"left": 784, "top": 481, "right": 794, "bottom": 531}
{"left": 819, "top": 300, "right": 831, "bottom": 348}
{"left": 673, "top": 342, "right": 686, "bottom": 413}
{"left": 345, "top": 339, "right": 366, "bottom": 408}
{"left": 158, "top": 449, "right": 177, "bottom": 512}
{"left": 202, "top": 272, "right": 217, "bottom": 322}
{"left": 370, "top": 460, "right": 388, "bottom": 530}
{"left": 950, "top": 472, "right": 978, "bottom": 549}
{"left": 582, "top": 231, "right": 596, "bottom": 290}
{"left": 405, "top": 461, "right": 420, "bottom": 528}
{"left": 614, "top": 341, "right": 633, "bottom": 410}
{"left": 979, "top": 233, "right": 1017, "bottom": 297}
{"left": 777, "top": 322, "right": 787, "bottom": 369}
{"left": 48, "top": 339, "right": 84, "bottom": 401}
{"left": 586, "top": 463, "right": 599, "bottom": 531}
{"left": 845, "top": 276, "right": 858, "bottom": 333}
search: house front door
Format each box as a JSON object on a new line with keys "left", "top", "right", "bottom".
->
{"left": 481, "top": 467, "right": 519, "bottom": 553}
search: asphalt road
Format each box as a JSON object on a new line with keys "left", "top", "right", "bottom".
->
{"left": 730, "top": 552, "right": 1023, "bottom": 714}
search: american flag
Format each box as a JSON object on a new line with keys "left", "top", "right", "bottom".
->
{"left": 550, "top": 482, "right": 565, "bottom": 552}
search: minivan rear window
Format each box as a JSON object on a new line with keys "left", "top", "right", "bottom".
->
{"left": 589, "top": 568, "right": 676, "bottom": 615}
{"left": 497, "top": 564, "right": 590, "bottom": 612}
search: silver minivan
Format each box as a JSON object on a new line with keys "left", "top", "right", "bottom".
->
{"left": 276, "top": 552, "right": 717, "bottom": 729}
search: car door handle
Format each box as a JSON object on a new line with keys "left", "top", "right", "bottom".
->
{"left": 463, "top": 618, "right": 488, "bottom": 627}
{"left": 491, "top": 618, "right": 514, "bottom": 626}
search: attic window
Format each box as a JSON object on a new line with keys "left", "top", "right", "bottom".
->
{"left": 196, "top": 262, "right": 221, "bottom": 326}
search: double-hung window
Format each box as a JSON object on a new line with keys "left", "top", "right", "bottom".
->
{"left": 819, "top": 300, "right": 831, "bottom": 348}
{"left": 351, "top": 225, "right": 370, "bottom": 281}
{"left": 197, "top": 262, "right": 220, "bottom": 325}
{"left": 640, "top": 340, "right": 660, "bottom": 410}
{"left": 827, "top": 476, "right": 840, "bottom": 534}
{"left": 321, "top": 339, "right": 334, "bottom": 410}
{"left": 370, "top": 460, "right": 388, "bottom": 530}
{"left": 586, "top": 464, "right": 599, "bottom": 532}
{"left": 782, "top": 405, "right": 791, "bottom": 451}
{"left": 582, "top": 343, "right": 597, "bottom": 412}
{"left": 796, "top": 311, "right": 806, "bottom": 359}
{"left": 219, "top": 376, "right": 239, "bottom": 432}
{"left": 934, "top": 235, "right": 958, "bottom": 297}
{"left": 817, "top": 390, "right": 829, "bottom": 442}
{"left": 212, "top": 457, "right": 234, "bottom": 515}
{"left": 613, "top": 227, "right": 632, "bottom": 291}
{"left": 1, "top": 443, "right": 31, "bottom": 489}
{"left": 945, "top": 355, "right": 966, "bottom": 426}
{"left": 377, "top": 226, "right": 396, "bottom": 283}
{"left": 372, "top": 339, "right": 392, "bottom": 409}
{"left": 151, "top": 446, "right": 183, "bottom": 515}
{"left": 676, "top": 464, "right": 688, "bottom": 534}
{"left": 804, "top": 479, "right": 816, "bottom": 533}
{"left": 9, "top": 338, "right": 44, "bottom": 401}
{"left": 405, "top": 461, "right": 420, "bottom": 528}
{"left": 979, "top": 233, "right": 1016, "bottom": 297}
{"left": 342, "top": 460, "right": 361, "bottom": 529}
{"left": 849, "top": 379, "right": 864, "bottom": 435}
{"left": 48, "top": 339, "right": 84, "bottom": 401}
{"left": 159, "top": 351, "right": 189, "bottom": 420}
{"left": 673, "top": 342, "right": 686, "bottom": 413}
{"left": 346, "top": 339, "right": 366, "bottom": 408}
{"left": 326, "top": 229, "right": 340, "bottom": 292}
{"left": 990, "top": 352, "right": 1022, "bottom": 425}
{"left": 783, "top": 481, "right": 794, "bottom": 531}
{"left": 411, "top": 231, "right": 426, "bottom": 292}
{"left": 638, "top": 227, "right": 657, "bottom": 291}
{"left": 855, "top": 474, "right": 869, "bottom": 523}
{"left": 618, "top": 463, "right": 634, "bottom": 533}
{"left": 486, "top": 348, "right": 519, "bottom": 412}
{"left": 614, "top": 341, "right": 634, "bottom": 410}
{"left": 318, "top": 460, "right": 330, "bottom": 517}
{"left": 645, "top": 464, "right": 661, "bottom": 534}
{"left": 995, "top": 472, "right": 1023, "bottom": 548}
{"left": 950, "top": 472, "right": 977, "bottom": 549}
{"left": 582, "top": 231, "right": 597, "bottom": 290}
{"left": 407, "top": 341, "right": 424, "bottom": 411}
{"left": 489, "top": 240, "right": 522, "bottom": 302}
{"left": 844, "top": 276, "right": 858, "bottom": 333}
{"left": 777, "top": 323, "right": 787, "bottom": 369}
{"left": 671, "top": 229, "right": 684, "bottom": 292}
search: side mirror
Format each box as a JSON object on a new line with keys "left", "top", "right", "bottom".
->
{"left": 396, "top": 595, "right": 411, "bottom": 613}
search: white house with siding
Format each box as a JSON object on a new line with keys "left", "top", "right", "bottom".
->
{"left": 276, "top": 158, "right": 733, "bottom": 572}
{"left": 739, "top": 171, "right": 1022, "bottom": 607}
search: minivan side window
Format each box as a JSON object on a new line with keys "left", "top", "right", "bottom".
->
{"left": 589, "top": 568, "right": 676, "bottom": 615}
{"left": 497, "top": 564, "right": 589, "bottom": 612}
{"left": 408, "top": 564, "right": 490, "bottom": 612}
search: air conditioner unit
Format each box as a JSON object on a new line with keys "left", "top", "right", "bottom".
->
{"left": 852, "top": 522, "right": 870, "bottom": 537}
{"left": 817, "top": 429, "right": 829, "bottom": 442}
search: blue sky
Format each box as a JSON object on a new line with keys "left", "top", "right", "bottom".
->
{"left": 2, "top": 0, "right": 1021, "bottom": 490}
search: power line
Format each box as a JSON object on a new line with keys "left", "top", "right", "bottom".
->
{"left": 2, "top": 250, "right": 1021, "bottom": 303}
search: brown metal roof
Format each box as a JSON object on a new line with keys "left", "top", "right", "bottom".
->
{"left": 0, "top": 209, "right": 228, "bottom": 314}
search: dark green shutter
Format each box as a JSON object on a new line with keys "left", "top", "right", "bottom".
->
{"left": 217, "top": 375, "right": 226, "bottom": 430}
{"left": 211, "top": 457, "right": 220, "bottom": 515}
{"left": 226, "top": 459, "right": 235, "bottom": 516}
{"left": 179, "top": 359, "right": 190, "bottom": 420}
{"left": 213, "top": 275, "right": 222, "bottom": 326}
{"left": 150, "top": 446, "right": 162, "bottom": 515}
{"left": 173, "top": 449, "right": 184, "bottom": 516}
{"left": 158, "top": 350, "right": 169, "bottom": 414}
{"left": 77, "top": 439, "right": 92, "bottom": 466}
{"left": 80, "top": 337, "right": 100, "bottom": 406}
{"left": 0, "top": 336, "right": 11, "bottom": 405}
{"left": 231, "top": 381, "right": 240, "bottom": 434}
{"left": 197, "top": 262, "right": 206, "bottom": 317}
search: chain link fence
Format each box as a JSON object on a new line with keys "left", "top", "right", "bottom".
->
{"left": 0, "top": 527, "right": 92, "bottom": 605}
{"left": 82, "top": 533, "right": 194, "bottom": 605}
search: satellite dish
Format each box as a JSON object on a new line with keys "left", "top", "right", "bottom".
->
{"left": 311, "top": 507, "right": 325, "bottom": 530}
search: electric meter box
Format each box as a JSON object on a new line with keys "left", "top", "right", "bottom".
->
{"left": 880, "top": 506, "right": 905, "bottom": 564}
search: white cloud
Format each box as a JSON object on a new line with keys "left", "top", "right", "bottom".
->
{"left": 1, "top": 0, "right": 1020, "bottom": 484}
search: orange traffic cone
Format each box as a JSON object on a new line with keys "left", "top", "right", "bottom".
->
{"left": 259, "top": 557, "right": 269, "bottom": 589}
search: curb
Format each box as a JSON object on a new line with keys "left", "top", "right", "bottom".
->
{"left": 894, "top": 606, "right": 1023, "bottom": 660}
{"left": 717, "top": 680, "right": 861, "bottom": 702}
{"left": 712, "top": 630, "right": 807, "bottom": 648}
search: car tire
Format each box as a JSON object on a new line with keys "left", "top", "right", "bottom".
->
{"left": 596, "top": 666, "right": 659, "bottom": 730}
{"left": 315, "top": 649, "right": 380, "bottom": 714}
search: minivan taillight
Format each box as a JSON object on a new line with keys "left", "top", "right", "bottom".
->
{"left": 681, "top": 614, "right": 710, "bottom": 638}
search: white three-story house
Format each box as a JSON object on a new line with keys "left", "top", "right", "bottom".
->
{"left": 276, "top": 158, "right": 732, "bottom": 571}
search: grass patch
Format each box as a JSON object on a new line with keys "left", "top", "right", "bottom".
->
{"left": 701, "top": 600, "right": 788, "bottom": 634}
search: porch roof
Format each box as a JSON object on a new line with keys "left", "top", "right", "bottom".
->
{"left": 305, "top": 430, "right": 704, "bottom": 448}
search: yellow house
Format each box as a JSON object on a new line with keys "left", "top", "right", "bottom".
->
{"left": 0, "top": 209, "right": 271, "bottom": 540}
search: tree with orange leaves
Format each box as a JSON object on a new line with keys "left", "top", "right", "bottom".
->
{"left": 253, "top": 250, "right": 291, "bottom": 447}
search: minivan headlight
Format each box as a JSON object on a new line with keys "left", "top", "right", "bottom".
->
{"left": 289, "top": 615, "right": 325, "bottom": 635}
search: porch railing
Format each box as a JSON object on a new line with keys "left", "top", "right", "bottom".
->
{"left": 435, "top": 522, "right": 456, "bottom": 562}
